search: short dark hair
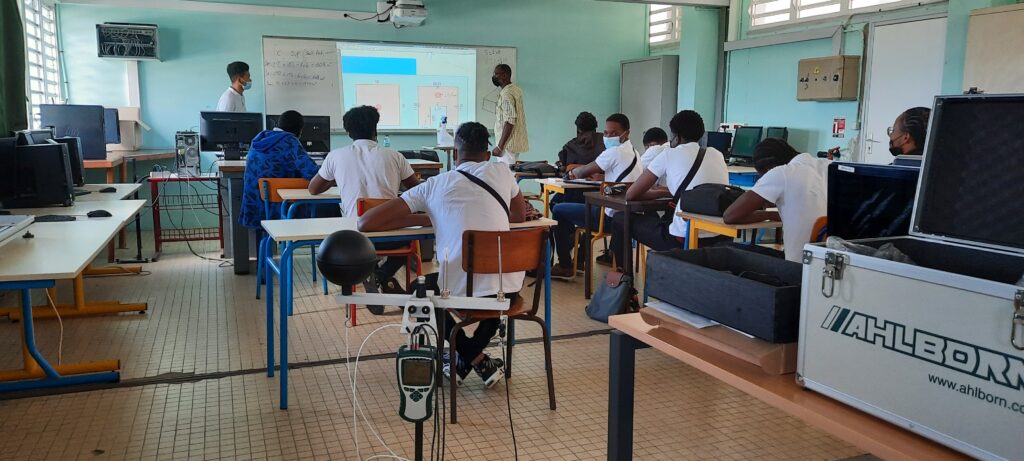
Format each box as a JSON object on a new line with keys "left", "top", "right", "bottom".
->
{"left": 752, "top": 138, "right": 799, "bottom": 174}
{"left": 606, "top": 113, "right": 630, "bottom": 131}
{"left": 278, "top": 110, "right": 304, "bottom": 137}
{"left": 900, "top": 106, "right": 931, "bottom": 148}
{"left": 227, "top": 61, "right": 249, "bottom": 81}
{"left": 668, "top": 110, "right": 705, "bottom": 143}
{"left": 342, "top": 106, "right": 380, "bottom": 140}
{"left": 574, "top": 112, "right": 598, "bottom": 133}
{"left": 496, "top": 64, "right": 512, "bottom": 76}
{"left": 454, "top": 122, "right": 490, "bottom": 156}
{"left": 642, "top": 127, "right": 668, "bottom": 146}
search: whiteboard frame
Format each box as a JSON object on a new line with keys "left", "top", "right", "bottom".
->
{"left": 262, "top": 35, "right": 517, "bottom": 135}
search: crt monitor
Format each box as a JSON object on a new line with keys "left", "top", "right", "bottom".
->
{"left": 104, "top": 108, "right": 121, "bottom": 144}
{"left": 0, "top": 137, "right": 16, "bottom": 202}
{"left": 705, "top": 131, "right": 732, "bottom": 153}
{"left": 730, "top": 126, "right": 763, "bottom": 159}
{"left": 200, "top": 111, "right": 263, "bottom": 155}
{"left": 765, "top": 127, "right": 789, "bottom": 141}
{"left": 265, "top": 114, "right": 331, "bottom": 153}
{"left": 52, "top": 137, "right": 86, "bottom": 187}
{"left": 39, "top": 104, "right": 106, "bottom": 160}
{"left": 827, "top": 162, "right": 920, "bottom": 240}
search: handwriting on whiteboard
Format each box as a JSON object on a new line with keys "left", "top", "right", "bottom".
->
{"left": 264, "top": 47, "right": 337, "bottom": 88}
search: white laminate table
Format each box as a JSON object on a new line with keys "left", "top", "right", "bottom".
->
{"left": 76, "top": 183, "right": 142, "bottom": 201}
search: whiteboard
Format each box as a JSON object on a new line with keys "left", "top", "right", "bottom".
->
{"left": 964, "top": 4, "right": 1024, "bottom": 94}
{"left": 262, "top": 36, "right": 516, "bottom": 132}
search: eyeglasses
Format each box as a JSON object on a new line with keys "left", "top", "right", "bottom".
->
{"left": 886, "top": 126, "right": 898, "bottom": 136}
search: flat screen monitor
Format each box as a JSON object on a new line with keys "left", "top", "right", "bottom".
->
{"left": 827, "top": 162, "right": 919, "bottom": 240}
{"left": 39, "top": 104, "right": 106, "bottom": 159}
{"left": 104, "top": 108, "right": 121, "bottom": 144}
{"left": 53, "top": 137, "right": 86, "bottom": 187}
{"left": 765, "top": 127, "right": 788, "bottom": 141}
{"left": 265, "top": 114, "right": 331, "bottom": 153}
{"left": 0, "top": 137, "right": 17, "bottom": 201}
{"left": 200, "top": 111, "right": 263, "bottom": 155}
{"left": 705, "top": 131, "right": 732, "bottom": 154}
{"left": 731, "top": 126, "right": 763, "bottom": 159}
{"left": 16, "top": 129, "right": 54, "bottom": 145}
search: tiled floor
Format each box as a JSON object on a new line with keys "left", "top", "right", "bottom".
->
{"left": 0, "top": 236, "right": 865, "bottom": 460}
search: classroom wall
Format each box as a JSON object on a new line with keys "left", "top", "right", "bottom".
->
{"left": 717, "top": 0, "right": 1017, "bottom": 156}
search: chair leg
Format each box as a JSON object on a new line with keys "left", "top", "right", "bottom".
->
{"left": 448, "top": 326, "right": 462, "bottom": 425}
{"left": 310, "top": 245, "right": 317, "bottom": 282}
{"left": 531, "top": 316, "right": 557, "bottom": 411}
{"left": 405, "top": 255, "right": 413, "bottom": 289}
{"left": 505, "top": 319, "right": 514, "bottom": 378}
{"left": 256, "top": 236, "right": 266, "bottom": 299}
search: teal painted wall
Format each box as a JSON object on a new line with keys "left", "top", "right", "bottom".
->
{"left": 677, "top": 6, "right": 721, "bottom": 123}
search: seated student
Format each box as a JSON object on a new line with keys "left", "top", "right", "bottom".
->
{"left": 723, "top": 138, "right": 828, "bottom": 263}
{"left": 614, "top": 110, "right": 730, "bottom": 263}
{"left": 639, "top": 127, "right": 670, "bottom": 168}
{"left": 358, "top": 121, "right": 528, "bottom": 387}
{"left": 309, "top": 105, "right": 420, "bottom": 305}
{"left": 888, "top": 106, "right": 931, "bottom": 158}
{"left": 552, "top": 111, "right": 604, "bottom": 205}
{"left": 239, "top": 110, "right": 319, "bottom": 229}
{"left": 550, "top": 113, "right": 641, "bottom": 279}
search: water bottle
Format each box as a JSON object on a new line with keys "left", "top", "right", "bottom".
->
{"left": 383, "top": 135, "right": 391, "bottom": 148}
{"left": 437, "top": 116, "right": 454, "bottom": 147}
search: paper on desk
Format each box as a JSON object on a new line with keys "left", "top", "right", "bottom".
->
{"left": 645, "top": 300, "right": 719, "bottom": 329}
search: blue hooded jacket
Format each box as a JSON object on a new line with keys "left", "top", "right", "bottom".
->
{"left": 240, "top": 129, "right": 320, "bottom": 229}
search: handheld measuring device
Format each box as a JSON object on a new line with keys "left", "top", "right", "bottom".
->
{"left": 396, "top": 343, "right": 436, "bottom": 423}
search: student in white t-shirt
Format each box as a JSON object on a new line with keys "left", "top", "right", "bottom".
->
{"left": 216, "top": 61, "right": 250, "bottom": 112}
{"left": 309, "top": 105, "right": 419, "bottom": 306}
{"left": 549, "top": 113, "right": 641, "bottom": 279}
{"left": 639, "top": 127, "right": 670, "bottom": 169}
{"left": 359, "top": 121, "right": 528, "bottom": 388}
{"left": 616, "top": 110, "right": 731, "bottom": 263}
{"left": 724, "top": 138, "right": 829, "bottom": 262}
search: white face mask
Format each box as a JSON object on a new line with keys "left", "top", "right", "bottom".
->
{"left": 603, "top": 136, "right": 622, "bottom": 150}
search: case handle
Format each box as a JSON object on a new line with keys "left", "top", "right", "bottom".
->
{"left": 1012, "top": 291, "right": 1024, "bottom": 351}
{"left": 820, "top": 252, "right": 846, "bottom": 299}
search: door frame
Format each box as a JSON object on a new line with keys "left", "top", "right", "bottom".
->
{"left": 858, "top": 13, "right": 948, "bottom": 163}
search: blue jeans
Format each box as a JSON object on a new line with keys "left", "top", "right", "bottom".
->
{"left": 552, "top": 203, "right": 617, "bottom": 267}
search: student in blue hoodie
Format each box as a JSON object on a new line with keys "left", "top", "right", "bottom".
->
{"left": 239, "top": 110, "right": 320, "bottom": 229}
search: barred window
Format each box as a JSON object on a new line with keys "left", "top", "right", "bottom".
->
{"left": 750, "top": 0, "right": 941, "bottom": 28}
{"left": 20, "top": 0, "right": 63, "bottom": 128}
{"left": 650, "top": 4, "right": 682, "bottom": 47}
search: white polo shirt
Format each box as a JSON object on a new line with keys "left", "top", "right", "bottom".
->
{"left": 216, "top": 87, "right": 246, "bottom": 112}
{"left": 316, "top": 139, "right": 415, "bottom": 217}
{"left": 647, "top": 142, "right": 730, "bottom": 238}
{"left": 751, "top": 153, "right": 829, "bottom": 263}
{"left": 640, "top": 143, "right": 670, "bottom": 187}
{"left": 401, "top": 161, "right": 525, "bottom": 298}
{"left": 595, "top": 139, "right": 642, "bottom": 216}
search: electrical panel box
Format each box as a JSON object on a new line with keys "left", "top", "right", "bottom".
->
{"left": 797, "top": 55, "right": 861, "bottom": 101}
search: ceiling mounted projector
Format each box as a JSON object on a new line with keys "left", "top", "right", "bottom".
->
{"left": 378, "top": 0, "right": 427, "bottom": 27}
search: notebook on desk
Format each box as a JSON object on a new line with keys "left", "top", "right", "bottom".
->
{"left": 563, "top": 179, "right": 602, "bottom": 186}
{"left": 0, "top": 215, "right": 34, "bottom": 247}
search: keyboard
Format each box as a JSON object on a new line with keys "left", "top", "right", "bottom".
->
{"left": 34, "top": 214, "right": 76, "bottom": 223}
{"left": 0, "top": 215, "right": 34, "bottom": 247}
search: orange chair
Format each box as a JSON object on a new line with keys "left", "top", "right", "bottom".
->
{"left": 256, "top": 178, "right": 323, "bottom": 301}
{"left": 571, "top": 181, "right": 630, "bottom": 282}
{"left": 810, "top": 216, "right": 829, "bottom": 243}
{"left": 446, "top": 227, "right": 555, "bottom": 424}
{"left": 356, "top": 198, "right": 424, "bottom": 289}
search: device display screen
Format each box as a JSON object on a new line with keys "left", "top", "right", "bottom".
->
{"left": 402, "top": 359, "right": 432, "bottom": 386}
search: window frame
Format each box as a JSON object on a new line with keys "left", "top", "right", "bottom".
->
{"left": 20, "top": 0, "right": 64, "bottom": 129}
{"left": 649, "top": 4, "right": 683, "bottom": 49}
{"left": 748, "top": 0, "right": 944, "bottom": 31}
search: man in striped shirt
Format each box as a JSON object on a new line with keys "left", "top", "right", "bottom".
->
{"left": 490, "top": 64, "right": 529, "bottom": 164}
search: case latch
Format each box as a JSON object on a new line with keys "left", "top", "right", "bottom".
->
{"left": 821, "top": 252, "right": 846, "bottom": 298}
{"left": 1012, "top": 291, "right": 1024, "bottom": 351}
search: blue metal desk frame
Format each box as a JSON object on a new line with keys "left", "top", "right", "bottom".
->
{"left": 263, "top": 230, "right": 553, "bottom": 409}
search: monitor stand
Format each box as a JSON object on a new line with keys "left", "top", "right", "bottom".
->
{"left": 73, "top": 189, "right": 91, "bottom": 197}
{"left": 222, "top": 147, "right": 244, "bottom": 161}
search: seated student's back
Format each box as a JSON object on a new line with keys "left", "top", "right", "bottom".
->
{"left": 240, "top": 110, "right": 319, "bottom": 229}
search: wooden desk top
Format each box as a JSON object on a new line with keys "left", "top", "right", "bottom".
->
{"left": 277, "top": 188, "right": 339, "bottom": 202}
{"left": 534, "top": 178, "right": 602, "bottom": 190}
{"left": 583, "top": 191, "right": 671, "bottom": 211}
{"left": 7, "top": 200, "right": 145, "bottom": 227}
{"left": 608, "top": 313, "right": 967, "bottom": 461}
{"left": 84, "top": 150, "right": 176, "bottom": 169}
{"left": 676, "top": 211, "right": 783, "bottom": 231}
{"left": 262, "top": 217, "right": 557, "bottom": 243}
{"left": 76, "top": 183, "right": 141, "bottom": 201}
{"left": 215, "top": 160, "right": 246, "bottom": 174}
{"left": 408, "top": 158, "right": 442, "bottom": 169}
{"left": 0, "top": 201, "right": 145, "bottom": 282}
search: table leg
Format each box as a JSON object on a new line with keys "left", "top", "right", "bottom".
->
{"left": 105, "top": 167, "right": 115, "bottom": 184}
{"left": 117, "top": 158, "right": 149, "bottom": 264}
{"left": 608, "top": 330, "right": 648, "bottom": 461}
{"left": 688, "top": 220, "right": 699, "bottom": 250}
{"left": 544, "top": 237, "right": 552, "bottom": 332}
{"left": 623, "top": 209, "right": 632, "bottom": 275}
{"left": 151, "top": 180, "right": 163, "bottom": 260}
{"left": 226, "top": 174, "right": 250, "bottom": 274}
{"left": 542, "top": 186, "right": 550, "bottom": 218}
{"left": 0, "top": 272, "right": 147, "bottom": 320}
{"left": 585, "top": 200, "right": 593, "bottom": 299}
{"left": 279, "top": 243, "right": 296, "bottom": 409}
{"left": 266, "top": 243, "right": 275, "bottom": 378}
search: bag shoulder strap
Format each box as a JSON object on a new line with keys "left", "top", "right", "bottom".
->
{"left": 673, "top": 147, "right": 707, "bottom": 202}
{"left": 456, "top": 170, "right": 510, "bottom": 216}
{"left": 614, "top": 152, "right": 639, "bottom": 183}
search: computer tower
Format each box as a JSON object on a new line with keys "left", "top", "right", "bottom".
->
{"left": 2, "top": 143, "right": 75, "bottom": 208}
{"left": 53, "top": 137, "right": 86, "bottom": 187}
{"left": 175, "top": 130, "right": 201, "bottom": 175}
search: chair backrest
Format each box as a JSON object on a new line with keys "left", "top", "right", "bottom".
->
{"left": 810, "top": 216, "right": 829, "bottom": 243}
{"left": 258, "top": 178, "right": 310, "bottom": 203}
{"left": 461, "top": 227, "right": 548, "bottom": 307}
{"left": 356, "top": 198, "right": 391, "bottom": 217}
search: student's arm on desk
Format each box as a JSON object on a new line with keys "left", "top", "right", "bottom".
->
{"left": 308, "top": 174, "right": 335, "bottom": 195}
{"left": 625, "top": 170, "right": 670, "bottom": 201}
{"left": 509, "top": 191, "right": 528, "bottom": 223}
{"left": 568, "top": 161, "right": 602, "bottom": 180}
{"left": 357, "top": 198, "right": 432, "bottom": 231}
{"left": 722, "top": 191, "right": 780, "bottom": 224}
{"left": 401, "top": 174, "right": 421, "bottom": 190}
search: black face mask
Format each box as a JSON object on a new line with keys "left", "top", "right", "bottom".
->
{"left": 889, "top": 136, "right": 905, "bottom": 157}
{"left": 491, "top": 76, "right": 501, "bottom": 87}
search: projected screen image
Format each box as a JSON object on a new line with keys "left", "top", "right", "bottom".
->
{"left": 338, "top": 43, "right": 476, "bottom": 130}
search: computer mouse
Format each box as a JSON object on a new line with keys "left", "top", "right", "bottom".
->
{"left": 87, "top": 210, "right": 112, "bottom": 218}
{"left": 99, "top": 187, "right": 117, "bottom": 193}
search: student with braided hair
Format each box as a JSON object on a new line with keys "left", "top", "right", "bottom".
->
{"left": 888, "top": 106, "right": 931, "bottom": 157}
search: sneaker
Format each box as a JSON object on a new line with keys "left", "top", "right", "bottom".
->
{"left": 550, "top": 264, "right": 575, "bottom": 281}
{"left": 442, "top": 350, "right": 471, "bottom": 386}
{"left": 595, "top": 250, "right": 613, "bottom": 267}
{"left": 362, "top": 273, "right": 385, "bottom": 315}
{"left": 473, "top": 355, "right": 505, "bottom": 388}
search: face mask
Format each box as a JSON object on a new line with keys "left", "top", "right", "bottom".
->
{"left": 603, "top": 136, "right": 622, "bottom": 150}
{"left": 888, "top": 136, "right": 904, "bottom": 157}
{"left": 491, "top": 76, "right": 501, "bottom": 87}
{"left": 242, "top": 80, "right": 253, "bottom": 91}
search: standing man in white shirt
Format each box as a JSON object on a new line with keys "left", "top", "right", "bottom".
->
{"left": 216, "top": 61, "right": 251, "bottom": 112}
{"left": 490, "top": 64, "right": 529, "bottom": 164}
{"left": 359, "top": 121, "right": 529, "bottom": 388}
{"left": 309, "top": 105, "right": 419, "bottom": 310}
